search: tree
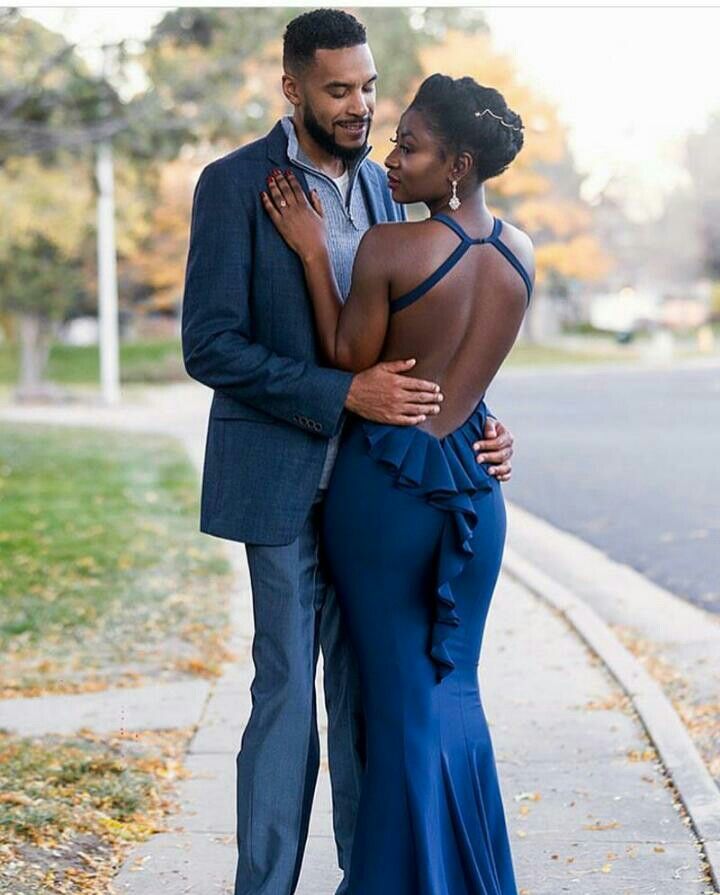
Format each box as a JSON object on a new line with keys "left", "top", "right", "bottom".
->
{"left": 0, "top": 11, "right": 191, "bottom": 392}
{"left": 142, "top": 7, "right": 296, "bottom": 147}
{"left": 0, "top": 146, "right": 94, "bottom": 395}
{"left": 0, "top": 234, "right": 85, "bottom": 396}
{"left": 0, "top": 9, "right": 191, "bottom": 162}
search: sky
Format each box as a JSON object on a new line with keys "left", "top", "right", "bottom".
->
{"left": 23, "top": 5, "right": 720, "bottom": 222}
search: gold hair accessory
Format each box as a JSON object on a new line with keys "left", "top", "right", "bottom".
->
{"left": 474, "top": 108, "right": 523, "bottom": 130}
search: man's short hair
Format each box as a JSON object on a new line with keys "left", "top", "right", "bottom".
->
{"left": 283, "top": 9, "right": 367, "bottom": 74}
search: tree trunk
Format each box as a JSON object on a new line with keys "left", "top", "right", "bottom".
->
{"left": 15, "top": 312, "right": 53, "bottom": 399}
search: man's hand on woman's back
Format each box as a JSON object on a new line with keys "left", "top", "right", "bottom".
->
{"left": 345, "top": 359, "right": 514, "bottom": 482}
{"left": 345, "top": 358, "right": 443, "bottom": 425}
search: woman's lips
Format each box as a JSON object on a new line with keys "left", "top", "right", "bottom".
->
{"left": 387, "top": 176, "right": 401, "bottom": 190}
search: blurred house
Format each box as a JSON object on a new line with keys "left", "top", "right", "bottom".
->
{"left": 589, "top": 286, "right": 660, "bottom": 333}
{"left": 60, "top": 316, "right": 99, "bottom": 346}
{"left": 580, "top": 279, "right": 712, "bottom": 334}
{"left": 658, "top": 280, "right": 713, "bottom": 329}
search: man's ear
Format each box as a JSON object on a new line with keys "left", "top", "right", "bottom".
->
{"left": 281, "top": 73, "right": 302, "bottom": 108}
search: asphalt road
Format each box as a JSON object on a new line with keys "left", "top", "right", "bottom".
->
{"left": 487, "top": 360, "right": 720, "bottom": 614}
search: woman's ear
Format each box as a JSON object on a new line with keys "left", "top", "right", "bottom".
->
{"left": 453, "top": 151, "right": 474, "bottom": 183}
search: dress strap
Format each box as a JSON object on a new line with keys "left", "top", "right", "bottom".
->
{"left": 435, "top": 214, "right": 532, "bottom": 304}
{"left": 389, "top": 215, "right": 498, "bottom": 315}
{"left": 389, "top": 213, "right": 532, "bottom": 315}
{"left": 432, "top": 212, "right": 502, "bottom": 245}
{"left": 390, "top": 240, "right": 473, "bottom": 314}
{"left": 490, "top": 233, "right": 533, "bottom": 304}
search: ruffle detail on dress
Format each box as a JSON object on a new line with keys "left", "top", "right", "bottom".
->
{"left": 361, "top": 401, "right": 495, "bottom": 683}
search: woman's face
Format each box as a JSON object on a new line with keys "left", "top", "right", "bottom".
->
{"left": 383, "top": 108, "right": 453, "bottom": 206}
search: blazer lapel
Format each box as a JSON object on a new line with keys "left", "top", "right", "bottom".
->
{"left": 266, "top": 120, "right": 289, "bottom": 168}
{"left": 266, "top": 118, "right": 314, "bottom": 196}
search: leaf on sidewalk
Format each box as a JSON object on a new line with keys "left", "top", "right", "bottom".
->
{"left": 582, "top": 819, "right": 621, "bottom": 831}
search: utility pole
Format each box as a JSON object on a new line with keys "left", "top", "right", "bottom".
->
{"left": 95, "top": 42, "right": 120, "bottom": 405}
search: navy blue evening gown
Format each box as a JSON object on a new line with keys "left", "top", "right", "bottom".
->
{"left": 322, "top": 401, "right": 517, "bottom": 895}
{"left": 321, "top": 212, "right": 532, "bottom": 895}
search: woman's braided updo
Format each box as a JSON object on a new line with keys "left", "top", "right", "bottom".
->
{"left": 407, "top": 73, "right": 524, "bottom": 182}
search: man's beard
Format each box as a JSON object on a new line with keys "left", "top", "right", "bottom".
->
{"left": 303, "top": 102, "right": 371, "bottom": 164}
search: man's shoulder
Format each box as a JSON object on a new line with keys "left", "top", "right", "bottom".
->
{"left": 203, "top": 135, "right": 271, "bottom": 177}
{"left": 197, "top": 122, "right": 286, "bottom": 191}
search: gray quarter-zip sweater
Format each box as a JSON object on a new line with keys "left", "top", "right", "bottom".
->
{"left": 280, "top": 115, "right": 373, "bottom": 489}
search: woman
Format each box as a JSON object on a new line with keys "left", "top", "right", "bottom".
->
{"left": 262, "top": 73, "right": 533, "bottom": 895}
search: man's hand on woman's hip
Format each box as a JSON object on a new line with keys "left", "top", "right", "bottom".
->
{"left": 473, "top": 418, "right": 514, "bottom": 483}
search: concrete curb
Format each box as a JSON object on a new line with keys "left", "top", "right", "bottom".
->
{"left": 503, "top": 545, "right": 720, "bottom": 891}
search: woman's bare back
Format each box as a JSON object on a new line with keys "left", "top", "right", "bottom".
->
{"left": 376, "top": 213, "right": 534, "bottom": 439}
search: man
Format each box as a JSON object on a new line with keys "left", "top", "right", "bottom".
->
{"left": 181, "top": 10, "right": 515, "bottom": 895}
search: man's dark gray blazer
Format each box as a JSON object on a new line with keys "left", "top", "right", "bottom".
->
{"left": 182, "top": 120, "right": 406, "bottom": 545}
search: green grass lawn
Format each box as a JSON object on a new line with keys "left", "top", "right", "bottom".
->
{"left": 0, "top": 340, "right": 186, "bottom": 385}
{"left": 0, "top": 424, "right": 232, "bottom": 696}
{"left": 505, "top": 341, "right": 636, "bottom": 366}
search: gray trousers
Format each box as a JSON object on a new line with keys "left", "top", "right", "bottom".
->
{"left": 233, "top": 490, "right": 364, "bottom": 895}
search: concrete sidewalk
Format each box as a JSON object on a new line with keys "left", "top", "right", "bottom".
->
{"left": 113, "top": 558, "right": 711, "bottom": 895}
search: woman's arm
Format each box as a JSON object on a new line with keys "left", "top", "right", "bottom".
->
{"left": 302, "top": 227, "right": 390, "bottom": 372}
{"left": 262, "top": 171, "right": 391, "bottom": 372}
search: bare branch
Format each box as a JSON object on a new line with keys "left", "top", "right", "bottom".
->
{"left": 0, "top": 104, "right": 189, "bottom": 157}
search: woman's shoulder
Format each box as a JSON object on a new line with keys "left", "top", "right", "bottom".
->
{"left": 363, "top": 217, "right": 436, "bottom": 242}
{"left": 353, "top": 220, "right": 430, "bottom": 279}
{"left": 498, "top": 217, "right": 534, "bottom": 248}
{"left": 356, "top": 219, "right": 433, "bottom": 258}
{"left": 497, "top": 218, "right": 536, "bottom": 283}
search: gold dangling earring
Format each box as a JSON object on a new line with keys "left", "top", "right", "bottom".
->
{"left": 449, "top": 179, "right": 461, "bottom": 211}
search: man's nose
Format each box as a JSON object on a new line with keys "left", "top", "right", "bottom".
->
{"left": 347, "top": 91, "right": 369, "bottom": 118}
